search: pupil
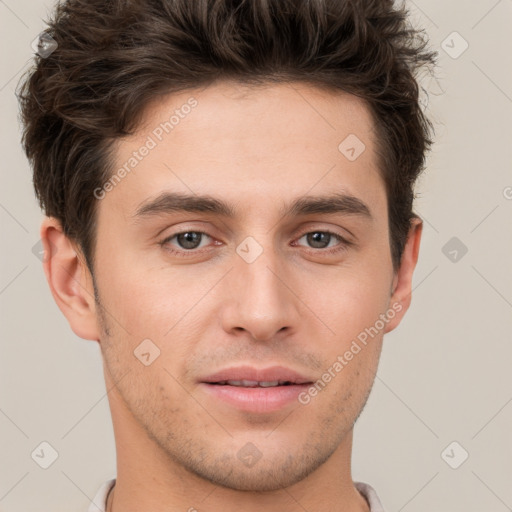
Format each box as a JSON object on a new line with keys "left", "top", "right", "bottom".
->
{"left": 308, "top": 232, "right": 329, "bottom": 248}
{"left": 178, "top": 232, "right": 201, "bottom": 249}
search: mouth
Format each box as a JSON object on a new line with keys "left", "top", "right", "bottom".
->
{"left": 208, "top": 380, "right": 301, "bottom": 387}
{"left": 200, "top": 364, "right": 313, "bottom": 386}
{"left": 199, "top": 366, "right": 314, "bottom": 413}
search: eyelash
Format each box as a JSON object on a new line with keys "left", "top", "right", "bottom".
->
{"left": 159, "top": 229, "right": 352, "bottom": 258}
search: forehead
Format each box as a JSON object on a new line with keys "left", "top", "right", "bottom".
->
{"left": 138, "top": 79, "right": 377, "bottom": 147}
{"left": 105, "top": 80, "right": 385, "bottom": 221}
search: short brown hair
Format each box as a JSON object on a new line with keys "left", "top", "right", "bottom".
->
{"left": 18, "top": 0, "right": 436, "bottom": 273}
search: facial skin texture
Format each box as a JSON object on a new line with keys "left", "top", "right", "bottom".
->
{"left": 42, "top": 80, "right": 422, "bottom": 512}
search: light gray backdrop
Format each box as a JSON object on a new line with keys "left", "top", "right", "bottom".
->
{"left": 1, "top": 1, "right": 511, "bottom": 511}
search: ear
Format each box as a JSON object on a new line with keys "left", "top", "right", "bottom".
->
{"left": 40, "top": 217, "right": 100, "bottom": 341}
{"left": 384, "top": 216, "right": 423, "bottom": 333}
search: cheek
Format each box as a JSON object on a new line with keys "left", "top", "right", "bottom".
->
{"left": 308, "top": 265, "right": 392, "bottom": 339}
{"left": 94, "top": 243, "right": 176, "bottom": 333}
{"left": 95, "top": 253, "right": 213, "bottom": 381}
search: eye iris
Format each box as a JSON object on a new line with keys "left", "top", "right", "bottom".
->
{"left": 307, "top": 232, "right": 331, "bottom": 249}
{"left": 177, "top": 232, "right": 202, "bottom": 249}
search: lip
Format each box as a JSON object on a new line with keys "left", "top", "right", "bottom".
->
{"left": 199, "top": 383, "right": 311, "bottom": 413}
{"left": 199, "top": 365, "right": 314, "bottom": 414}
{"left": 200, "top": 365, "right": 313, "bottom": 385}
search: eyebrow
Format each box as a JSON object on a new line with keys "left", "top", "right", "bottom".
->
{"left": 133, "top": 191, "right": 372, "bottom": 221}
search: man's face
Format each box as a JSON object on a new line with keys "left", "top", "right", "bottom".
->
{"left": 93, "top": 81, "right": 399, "bottom": 491}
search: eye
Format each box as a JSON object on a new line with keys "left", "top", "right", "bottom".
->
{"left": 294, "top": 230, "right": 351, "bottom": 255}
{"left": 161, "top": 231, "right": 214, "bottom": 256}
{"left": 160, "top": 228, "right": 352, "bottom": 259}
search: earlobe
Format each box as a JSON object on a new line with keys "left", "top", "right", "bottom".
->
{"left": 384, "top": 217, "right": 423, "bottom": 334}
{"left": 40, "top": 217, "right": 100, "bottom": 341}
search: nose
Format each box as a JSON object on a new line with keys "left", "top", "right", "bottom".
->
{"left": 220, "top": 244, "right": 301, "bottom": 343}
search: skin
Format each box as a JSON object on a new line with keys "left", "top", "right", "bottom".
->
{"left": 41, "top": 80, "right": 422, "bottom": 512}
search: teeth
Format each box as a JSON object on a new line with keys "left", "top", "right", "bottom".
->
{"left": 228, "top": 379, "right": 259, "bottom": 387}
{"left": 221, "top": 379, "right": 285, "bottom": 387}
{"left": 258, "top": 380, "right": 280, "bottom": 387}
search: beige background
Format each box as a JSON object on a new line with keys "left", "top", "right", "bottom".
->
{"left": 1, "top": 0, "right": 511, "bottom": 511}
